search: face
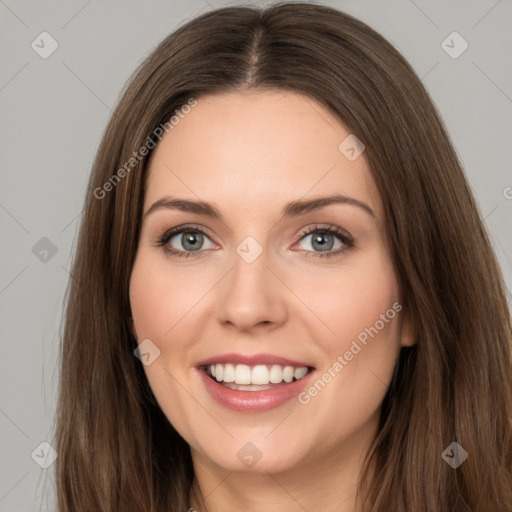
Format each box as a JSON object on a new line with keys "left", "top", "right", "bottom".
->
{"left": 129, "top": 90, "right": 414, "bottom": 476}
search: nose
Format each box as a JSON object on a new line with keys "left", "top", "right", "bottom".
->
{"left": 215, "top": 246, "right": 288, "bottom": 333}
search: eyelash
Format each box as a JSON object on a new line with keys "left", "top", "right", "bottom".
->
{"left": 154, "top": 223, "right": 355, "bottom": 259}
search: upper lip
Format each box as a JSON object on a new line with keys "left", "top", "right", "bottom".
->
{"left": 196, "top": 352, "right": 314, "bottom": 368}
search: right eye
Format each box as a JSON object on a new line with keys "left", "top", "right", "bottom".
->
{"left": 157, "top": 225, "right": 217, "bottom": 258}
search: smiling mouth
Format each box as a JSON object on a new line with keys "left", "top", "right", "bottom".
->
{"left": 204, "top": 363, "right": 314, "bottom": 391}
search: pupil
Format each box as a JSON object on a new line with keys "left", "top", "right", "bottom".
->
{"left": 183, "top": 232, "right": 202, "bottom": 251}
{"left": 313, "top": 232, "right": 333, "bottom": 251}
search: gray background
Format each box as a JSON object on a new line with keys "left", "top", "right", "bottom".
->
{"left": 1, "top": 0, "right": 511, "bottom": 510}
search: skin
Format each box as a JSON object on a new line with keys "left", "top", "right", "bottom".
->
{"left": 129, "top": 89, "right": 415, "bottom": 512}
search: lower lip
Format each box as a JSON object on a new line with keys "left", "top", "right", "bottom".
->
{"left": 198, "top": 367, "right": 315, "bottom": 413}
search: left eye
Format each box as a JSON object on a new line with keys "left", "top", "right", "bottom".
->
{"left": 299, "top": 230, "right": 342, "bottom": 251}
{"left": 293, "top": 227, "right": 353, "bottom": 258}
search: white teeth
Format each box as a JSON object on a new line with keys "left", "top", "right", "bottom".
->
{"left": 207, "top": 363, "right": 310, "bottom": 386}
{"left": 294, "top": 367, "right": 308, "bottom": 380}
{"left": 215, "top": 364, "right": 223, "bottom": 382}
{"left": 283, "top": 366, "right": 294, "bottom": 383}
{"left": 234, "top": 364, "right": 251, "bottom": 385}
{"left": 251, "top": 365, "right": 269, "bottom": 385}
{"left": 223, "top": 363, "right": 235, "bottom": 383}
{"left": 269, "top": 364, "right": 283, "bottom": 383}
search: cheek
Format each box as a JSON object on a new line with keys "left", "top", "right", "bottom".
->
{"left": 129, "top": 255, "right": 201, "bottom": 432}
{"left": 295, "top": 250, "right": 402, "bottom": 404}
{"left": 298, "top": 251, "right": 401, "bottom": 350}
{"left": 129, "top": 261, "right": 163, "bottom": 339}
{"left": 129, "top": 252, "right": 205, "bottom": 340}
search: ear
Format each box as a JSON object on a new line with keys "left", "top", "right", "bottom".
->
{"left": 399, "top": 306, "right": 417, "bottom": 347}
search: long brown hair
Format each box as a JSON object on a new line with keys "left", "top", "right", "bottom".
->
{"left": 54, "top": 2, "right": 512, "bottom": 510}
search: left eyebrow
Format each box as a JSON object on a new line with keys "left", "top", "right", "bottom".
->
{"left": 143, "top": 193, "right": 375, "bottom": 221}
{"left": 280, "top": 194, "right": 374, "bottom": 219}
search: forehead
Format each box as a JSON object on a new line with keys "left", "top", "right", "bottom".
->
{"left": 144, "top": 90, "right": 382, "bottom": 221}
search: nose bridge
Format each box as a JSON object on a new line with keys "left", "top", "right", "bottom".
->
{"left": 215, "top": 236, "right": 286, "bottom": 330}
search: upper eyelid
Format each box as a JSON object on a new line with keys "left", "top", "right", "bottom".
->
{"left": 160, "top": 224, "right": 215, "bottom": 241}
{"left": 159, "top": 223, "right": 351, "bottom": 245}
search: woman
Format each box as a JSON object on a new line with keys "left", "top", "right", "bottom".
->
{"left": 54, "top": 2, "right": 512, "bottom": 510}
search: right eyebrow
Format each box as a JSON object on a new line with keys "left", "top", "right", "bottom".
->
{"left": 143, "top": 197, "right": 223, "bottom": 220}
